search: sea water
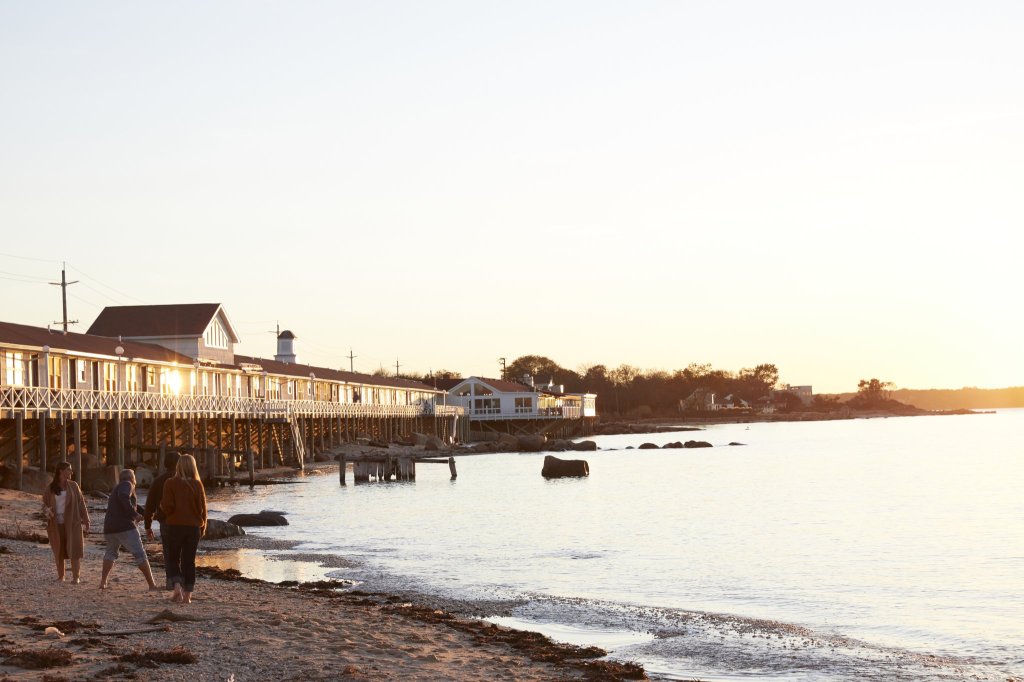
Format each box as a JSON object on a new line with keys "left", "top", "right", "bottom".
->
{"left": 202, "top": 409, "right": 1024, "bottom": 681}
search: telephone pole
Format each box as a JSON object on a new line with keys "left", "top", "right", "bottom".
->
{"left": 499, "top": 357, "right": 507, "bottom": 379}
{"left": 49, "top": 262, "right": 79, "bottom": 333}
{"left": 345, "top": 348, "right": 357, "bottom": 372}
{"left": 394, "top": 358, "right": 401, "bottom": 378}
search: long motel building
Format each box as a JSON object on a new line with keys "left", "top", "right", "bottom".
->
{"left": 0, "top": 303, "right": 462, "bottom": 487}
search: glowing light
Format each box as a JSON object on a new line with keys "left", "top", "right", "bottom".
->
{"left": 166, "top": 370, "right": 182, "bottom": 395}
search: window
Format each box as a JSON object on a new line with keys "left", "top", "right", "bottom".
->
{"left": 146, "top": 367, "right": 156, "bottom": 391}
{"left": 515, "top": 397, "right": 533, "bottom": 413}
{"left": 103, "top": 363, "right": 117, "bottom": 391}
{"left": 4, "top": 352, "right": 25, "bottom": 386}
{"left": 125, "top": 364, "right": 139, "bottom": 392}
{"left": 48, "top": 356, "right": 63, "bottom": 389}
{"left": 78, "top": 360, "right": 88, "bottom": 384}
{"left": 204, "top": 319, "right": 229, "bottom": 350}
{"left": 160, "top": 368, "right": 181, "bottom": 395}
{"left": 473, "top": 397, "right": 500, "bottom": 414}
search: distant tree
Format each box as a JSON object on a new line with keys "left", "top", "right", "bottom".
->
{"left": 737, "top": 363, "right": 780, "bottom": 401}
{"left": 810, "top": 394, "right": 841, "bottom": 412}
{"left": 772, "top": 391, "right": 804, "bottom": 413}
{"left": 506, "top": 355, "right": 582, "bottom": 391}
{"left": 849, "top": 378, "right": 896, "bottom": 409}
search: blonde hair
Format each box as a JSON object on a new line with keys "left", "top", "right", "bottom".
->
{"left": 176, "top": 454, "right": 202, "bottom": 482}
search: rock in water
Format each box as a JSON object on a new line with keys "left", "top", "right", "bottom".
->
{"left": 227, "top": 512, "right": 289, "bottom": 527}
{"left": 541, "top": 455, "right": 589, "bottom": 478}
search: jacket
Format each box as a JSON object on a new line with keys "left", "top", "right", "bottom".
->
{"left": 103, "top": 480, "right": 142, "bottom": 534}
{"left": 143, "top": 471, "right": 175, "bottom": 530}
{"left": 160, "top": 477, "right": 208, "bottom": 537}
{"left": 42, "top": 480, "right": 90, "bottom": 559}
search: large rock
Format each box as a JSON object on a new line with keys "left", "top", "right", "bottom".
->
{"left": 570, "top": 440, "right": 597, "bottom": 451}
{"left": 0, "top": 465, "right": 49, "bottom": 493}
{"left": 517, "top": 434, "right": 547, "bottom": 452}
{"left": 662, "top": 441, "right": 684, "bottom": 449}
{"left": 547, "top": 439, "right": 571, "bottom": 452}
{"left": 81, "top": 465, "right": 119, "bottom": 493}
{"left": 134, "top": 465, "right": 155, "bottom": 488}
{"left": 541, "top": 455, "right": 589, "bottom": 478}
{"left": 638, "top": 442, "right": 659, "bottom": 449}
{"left": 683, "top": 440, "right": 713, "bottom": 448}
{"left": 204, "top": 519, "right": 246, "bottom": 540}
{"left": 227, "top": 512, "right": 289, "bottom": 527}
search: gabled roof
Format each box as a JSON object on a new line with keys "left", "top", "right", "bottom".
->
{"left": 232, "top": 355, "right": 438, "bottom": 391}
{"left": 0, "top": 321, "right": 194, "bottom": 364}
{"left": 444, "top": 376, "right": 535, "bottom": 393}
{"left": 87, "top": 304, "right": 236, "bottom": 341}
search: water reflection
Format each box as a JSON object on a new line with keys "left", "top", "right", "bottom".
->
{"left": 196, "top": 549, "right": 334, "bottom": 584}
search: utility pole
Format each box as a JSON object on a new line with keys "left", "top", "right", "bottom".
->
{"left": 345, "top": 348, "right": 357, "bottom": 372}
{"left": 49, "top": 262, "right": 79, "bottom": 333}
{"left": 499, "top": 357, "right": 506, "bottom": 379}
{"left": 394, "top": 358, "right": 401, "bottom": 378}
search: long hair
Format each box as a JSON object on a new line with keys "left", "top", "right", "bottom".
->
{"left": 175, "top": 454, "right": 202, "bottom": 482}
{"left": 49, "top": 461, "right": 72, "bottom": 495}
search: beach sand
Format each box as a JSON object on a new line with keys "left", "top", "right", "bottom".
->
{"left": 0, "top": 487, "right": 647, "bottom": 681}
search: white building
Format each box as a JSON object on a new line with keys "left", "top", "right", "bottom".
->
{"left": 437, "top": 376, "right": 597, "bottom": 420}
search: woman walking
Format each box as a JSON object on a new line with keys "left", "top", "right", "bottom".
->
{"left": 41, "top": 462, "right": 90, "bottom": 583}
{"left": 160, "top": 454, "right": 207, "bottom": 604}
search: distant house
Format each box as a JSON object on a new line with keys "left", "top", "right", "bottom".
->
{"left": 437, "top": 375, "right": 597, "bottom": 420}
{"left": 772, "top": 384, "right": 813, "bottom": 406}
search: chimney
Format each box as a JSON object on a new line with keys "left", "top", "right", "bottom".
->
{"left": 275, "top": 330, "right": 297, "bottom": 363}
{"left": 522, "top": 373, "right": 534, "bottom": 388}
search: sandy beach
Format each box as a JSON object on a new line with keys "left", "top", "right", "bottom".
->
{"left": 0, "top": 487, "right": 648, "bottom": 681}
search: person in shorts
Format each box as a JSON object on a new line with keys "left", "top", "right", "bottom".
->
{"left": 99, "top": 468, "right": 158, "bottom": 591}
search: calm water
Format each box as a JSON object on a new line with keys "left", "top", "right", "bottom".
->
{"left": 203, "top": 410, "right": 1024, "bottom": 681}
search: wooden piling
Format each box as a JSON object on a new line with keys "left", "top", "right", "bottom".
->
{"left": 73, "top": 418, "right": 83, "bottom": 482}
{"left": 14, "top": 413, "right": 24, "bottom": 491}
{"left": 448, "top": 456, "right": 457, "bottom": 480}
{"left": 338, "top": 454, "right": 346, "bottom": 486}
{"left": 247, "top": 450, "right": 255, "bottom": 488}
{"left": 38, "top": 414, "right": 47, "bottom": 474}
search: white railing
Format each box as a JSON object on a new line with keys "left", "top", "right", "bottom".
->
{"left": 0, "top": 386, "right": 463, "bottom": 419}
{"left": 467, "top": 405, "right": 584, "bottom": 421}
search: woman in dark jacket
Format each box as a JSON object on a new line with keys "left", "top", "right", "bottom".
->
{"left": 160, "top": 454, "right": 208, "bottom": 604}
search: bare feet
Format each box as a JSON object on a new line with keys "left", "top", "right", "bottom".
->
{"left": 99, "top": 582, "right": 108, "bottom": 590}
{"left": 71, "top": 577, "right": 81, "bottom": 585}
{"left": 183, "top": 592, "right": 192, "bottom": 604}
{"left": 148, "top": 585, "right": 161, "bottom": 591}
{"left": 171, "top": 584, "right": 184, "bottom": 603}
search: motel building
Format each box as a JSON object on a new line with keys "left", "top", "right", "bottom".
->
{"left": 0, "top": 303, "right": 462, "bottom": 491}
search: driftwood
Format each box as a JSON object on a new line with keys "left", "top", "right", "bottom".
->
{"left": 96, "top": 625, "right": 170, "bottom": 636}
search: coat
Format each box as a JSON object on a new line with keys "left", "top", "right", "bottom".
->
{"left": 42, "top": 480, "right": 90, "bottom": 560}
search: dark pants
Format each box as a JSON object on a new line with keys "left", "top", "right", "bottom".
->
{"left": 163, "top": 524, "right": 200, "bottom": 592}
{"left": 157, "top": 522, "right": 174, "bottom": 589}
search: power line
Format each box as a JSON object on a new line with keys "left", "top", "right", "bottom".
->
{"left": 0, "top": 252, "right": 59, "bottom": 264}
{"left": 66, "top": 263, "right": 147, "bottom": 304}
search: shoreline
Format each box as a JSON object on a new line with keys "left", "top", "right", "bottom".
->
{"left": 0, "top": 487, "right": 649, "bottom": 681}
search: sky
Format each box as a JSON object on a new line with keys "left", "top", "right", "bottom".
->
{"left": 1, "top": 1, "right": 1021, "bottom": 394}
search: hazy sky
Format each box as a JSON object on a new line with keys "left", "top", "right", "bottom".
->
{"left": 2, "top": 2, "right": 1021, "bottom": 393}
